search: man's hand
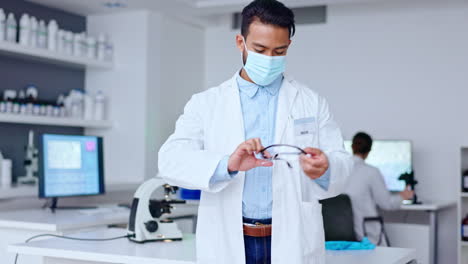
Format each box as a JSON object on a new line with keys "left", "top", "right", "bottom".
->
{"left": 400, "top": 186, "right": 414, "bottom": 200}
{"left": 300, "top": 147, "right": 329, "bottom": 180}
{"left": 228, "top": 138, "right": 273, "bottom": 172}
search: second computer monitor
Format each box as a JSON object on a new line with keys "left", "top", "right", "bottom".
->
{"left": 39, "top": 134, "right": 105, "bottom": 198}
{"left": 344, "top": 140, "right": 412, "bottom": 192}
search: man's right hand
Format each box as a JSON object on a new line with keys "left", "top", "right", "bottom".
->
{"left": 400, "top": 186, "right": 414, "bottom": 200}
{"left": 228, "top": 138, "right": 273, "bottom": 173}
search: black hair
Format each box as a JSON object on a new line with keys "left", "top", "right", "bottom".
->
{"left": 241, "top": 0, "right": 295, "bottom": 39}
{"left": 352, "top": 132, "right": 373, "bottom": 155}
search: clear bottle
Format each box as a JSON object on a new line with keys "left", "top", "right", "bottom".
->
{"left": 65, "top": 31, "right": 73, "bottom": 55}
{"left": 32, "top": 104, "right": 40, "bottom": 115}
{"left": 20, "top": 104, "right": 27, "bottom": 115}
{"left": 6, "top": 13, "right": 17, "bottom": 43}
{"left": 12, "top": 103, "right": 20, "bottom": 114}
{"left": 0, "top": 9, "right": 6, "bottom": 42}
{"left": 93, "top": 91, "right": 105, "bottom": 121}
{"left": 69, "top": 90, "right": 84, "bottom": 119}
{"left": 72, "top": 33, "right": 81, "bottom": 56}
{"left": 37, "top": 20, "right": 47, "bottom": 49}
{"left": 29, "top": 16, "right": 37, "bottom": 48}
{"left": 83, "top": 93, "right": 94, "bottom": 120}
{"left": 19, "top": 13, "right": 30, "bottom": 46}
{"left": 46, "top": 105, "right": 53, "bottom": 117}
{"left": 105, "top": 36, "right": 114, "bottom": 61}
{"left": 61, "top": 30, "right": 68, "bottom": 53}
{"left": 57, "top": 29, "right": 64, "bottom": 53}
{"left": 79, "top": 33, "right": 87, "bottom": 56}
{"left": 97, "top": 34, "right": 106, "bottom": 61}
{"left": 47, "top": 19, "right": 58, "bottom": 51}
{"left": 86, "top": 36, "right": 96, "bottom": 59}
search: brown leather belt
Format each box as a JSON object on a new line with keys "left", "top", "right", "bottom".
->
{"left": 243, "top": 223, "right": 272, "bottom": 237}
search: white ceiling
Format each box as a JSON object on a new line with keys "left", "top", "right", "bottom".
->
{"left": 26, "top": 0, "right": 392, "bottom": 26}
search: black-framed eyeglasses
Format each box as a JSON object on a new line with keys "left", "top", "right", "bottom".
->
{"left": 259, "top": 144, "right": 306, "bottom": 168}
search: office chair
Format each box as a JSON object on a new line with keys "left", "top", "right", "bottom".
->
{"left": 319, "top": 194, "right": 358, "bottom": 241}
{"left": 362, "top": 216, "right": 391, "bottom": 246}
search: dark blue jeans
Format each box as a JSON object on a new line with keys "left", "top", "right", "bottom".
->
{"left": 243, "top": 217, "right": 272, "bottom": 264}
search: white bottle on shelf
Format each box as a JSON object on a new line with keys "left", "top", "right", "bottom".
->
{"left": 105, "top": 36, "right": 114, "bottom": 61}
{"left": 57, "top": 29, "right": 64, "bottom": 53}
{"left": 0, "top": 9, "right": 6, "bottom": 42}
{"left": 86, "top": 36, "right": 96, "bottom": 59}
{"left": 72, "top": 33, "right": 81, "bottom": 56}
{"left": 79, "top": 32, "right": 87, "bottom": 56}
{"left": 47, "top": 19, "right": 58, "bottom": 51}
{"left": 65, "top": 31, "right": 73, "bottom": 55}
{"left": 37, "top": 20, "right": 47, "bottom": 48}
{"left": 93, "top": 91, "right": 105, "bottom": 121}
{"left": 19, "top": 13, "right": 30, "bottom": 46}
{"left": 1, "top": 159, "right": 12, "bottom": 188}
{"left": 6, "top": 13, "right": 17, "bottom": 43}
{"left": 29, "top": 16, "right": 37, "bottom": 47}
{"left": 83, "top": 93, "right": 94, "bottom": 120}
{"left": 97, "top": 34, "right": 106, "bottom": 61}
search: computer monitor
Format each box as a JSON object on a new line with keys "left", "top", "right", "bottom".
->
{"left": 39, "top": 134, "right": 105, "bottom": 199}
{"left": 343, "top": 140, "right": 412, "bottom": 192}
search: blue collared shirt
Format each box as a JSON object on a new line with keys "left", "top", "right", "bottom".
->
{"left": 210, "top": 73, "right": 330, "bottom": 219}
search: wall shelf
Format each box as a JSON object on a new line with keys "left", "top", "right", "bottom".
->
{"left": 0, "top": 113, "right": 113, "bottom": 128}
{"left": 0, "top": 41, "right": 113, "bottom": 70}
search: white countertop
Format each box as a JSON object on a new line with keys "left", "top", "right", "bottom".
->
{"left": 9, "top": 228, "right": 416, "bottom": 264}
{"left": 0, "top": 183, "right": 141, "bottom": 200}
{"left": 399, "top": 201, "right": 456, "bottom": 211}
{"left": 0, "top": 207, "right": 130, "bottom": 232}
{"left": 0, "top": 202, "right": 198, "bottom": 232}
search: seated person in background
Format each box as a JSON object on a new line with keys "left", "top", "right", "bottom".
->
{"left": 344, "top": 132, "right": 414, "bottom": 246}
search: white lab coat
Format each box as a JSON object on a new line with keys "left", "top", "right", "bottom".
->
{"left": 158, "top": 72, "right": 353, "bottom": 264}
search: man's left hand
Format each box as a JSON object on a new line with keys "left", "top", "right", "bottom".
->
{"left": 300, "top": 147, "right": 329, "bottom": 180}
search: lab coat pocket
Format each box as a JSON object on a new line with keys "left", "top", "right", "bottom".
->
{"left": 300, "top": 201, "right": 325, "bottom": 256}
{"left": 294, "top": 117, "right": 317, "bottom": 149}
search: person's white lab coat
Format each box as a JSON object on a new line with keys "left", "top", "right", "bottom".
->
{"left": 344, "top": 156, "right": 403, "bottom": 245}
{"left": 158, "top": 72, "right": 353, "bottom": 264}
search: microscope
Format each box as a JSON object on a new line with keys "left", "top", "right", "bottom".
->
{"left": 17, "top": 130, "right": 39, "bottom": 185}
{"left": 127, "top": 178, "right": 185, "bottom": 243}
{"left": 398, "top": 170, "right": 421, "bottom": 204}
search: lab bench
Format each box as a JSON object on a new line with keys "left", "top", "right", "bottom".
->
{"left": 8, "top": 228, "right": 417, "bottom": 264}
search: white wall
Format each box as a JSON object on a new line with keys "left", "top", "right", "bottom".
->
{"left": 86, "top": 11, "right": 150, "bottom": 184}
{"left": 148, "top": 14, "right": 205, "bottom": 180}
{"left": 204, "top": 0, "right": 467, "bottom": 263}
{"left": 86, "top": 11, "right": 205, "bottom": 183}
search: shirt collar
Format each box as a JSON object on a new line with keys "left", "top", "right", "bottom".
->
{"left": 353, "top": 155, "right": 365, "bottom": 163}
{"left": 236, "top": 73, "right": 283, "bottom": 98}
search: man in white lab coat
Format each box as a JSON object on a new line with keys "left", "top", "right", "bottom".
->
{"left": 344, "top": 132, "right": 414, "bottom": 245}
{"left": 158, "top": 0, "right": 352, "bottom": 263}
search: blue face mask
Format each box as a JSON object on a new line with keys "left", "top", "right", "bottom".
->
{"left": 242, "top": 37, "right": 286, "bottom": 86}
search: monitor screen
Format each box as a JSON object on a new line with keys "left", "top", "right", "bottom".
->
{"left": 39, "top": 134, "right": 105, "bottom": 198}
{"left": 343, "top": 140, "right": 412, "bottom": 192}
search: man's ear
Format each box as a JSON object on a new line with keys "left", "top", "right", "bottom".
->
{"left": 235, "top": 34, "right": 245, "bottom": 53}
